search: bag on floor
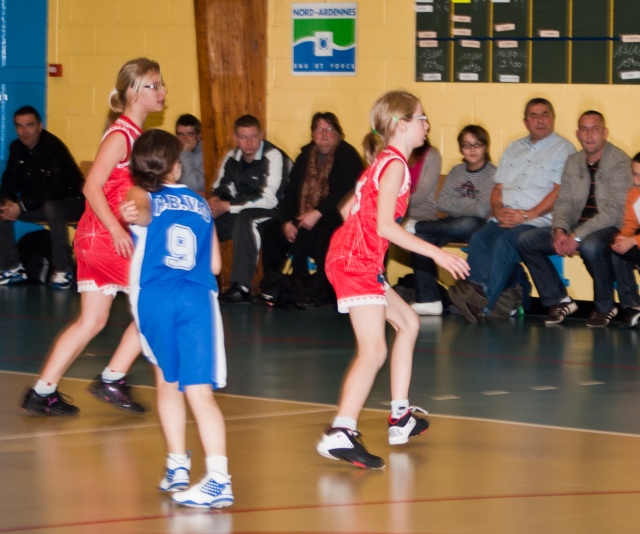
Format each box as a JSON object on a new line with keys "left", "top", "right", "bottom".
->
{"left": 259, "top": 271, "right": 305, "bottom": 310}
{"left": 17, "top": 229, "right": 52, "bottom": 284}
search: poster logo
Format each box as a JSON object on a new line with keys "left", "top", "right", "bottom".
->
{"left": 292, "top": 3, "right": 357, "bottom": 75}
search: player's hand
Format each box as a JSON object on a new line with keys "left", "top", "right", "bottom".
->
{"left": 110, "top": 224, "right": 134, "bottom": 258}
{"left": 432, "top": 249, "right": 469, "bottom": 280}
{"left": 120, "top": 200, "right": 139, "bottom": 224}
{"left": 0, "top": 201, "right": 21, "bottom": 221}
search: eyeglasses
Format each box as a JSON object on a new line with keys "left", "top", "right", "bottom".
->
{"left": 143, "top": 81, "right": 167, "bottom": 92}
{"left": 461, "top": 142, "right": 485, "bottom": 150}
{"left": 314, "top": 127, "right": 335, "bottom": 134}
{"left": 411, "top": 115, "right": 428, "bottom": 122}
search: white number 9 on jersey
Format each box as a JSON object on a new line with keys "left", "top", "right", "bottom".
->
{"left": 164, "top": 224, "right": 197, "bottom": 270}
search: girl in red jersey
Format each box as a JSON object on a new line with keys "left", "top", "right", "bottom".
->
{"left": 21, "top": 58, "right": 167, "bottom": 416}
{"left": 317, "top": 90, "right": 469, "bottom": 468}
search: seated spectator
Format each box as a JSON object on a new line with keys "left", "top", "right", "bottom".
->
{"left": 411, "top": 125, "right": 495, "bottom": 315}
{"left": 518, "top": 111, "right": 640, "bottom": 328}
{"left": 611, "top": 151, "right": 640, "bottom": 328}
{"left": 175, "top": 113, "right": 205, "bottom": 193}
{"left": 259, "top": 112, "right": 364, "bottom": 307}
{"left": 208, "top": 115, "right": 292, "bottom": 303}
{"left": 448, "top": 97, "right": 575, "bottom": 322}
{"left": 0, "top": 106, "right": 85, "bottom": 289}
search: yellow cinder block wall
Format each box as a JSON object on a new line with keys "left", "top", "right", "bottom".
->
{"left": 46, "top": 0, "right": 201, "bottom": 164}
{"left": 46, "top": 0, "right": 640, "bottom": 300}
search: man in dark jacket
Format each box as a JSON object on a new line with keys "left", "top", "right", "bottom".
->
{"left": 260, "top": 112, "right": 364, "bottom": 307}
{"left": 0, "top": 106, "right": 84, "bottom": 288}
{"left": 209, "top": 115, "right": 292, "bottom": 303}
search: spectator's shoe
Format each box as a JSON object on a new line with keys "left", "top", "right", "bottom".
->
{"left": 21, "top": 388, "right": 79, "bottom": 416}
{"left": 586, "top": 307, "right": 618, "bottom": 328}
{"left": 50, "top": 270, "right": 73, "bottom": 290}
{"left": 388, "top": 406, "right": 430, "bottom": 445}
{"left": 0, "top": 265, "right": 27, "bottom": 286}
{"left": 618, "top": 307, "right": 640, "bottom": 329}
{"left": 448, "top": 282, "right": 486, "bottom": 324}
{"left": 411, "top": 301, "right": 443, "bottom": 316}
{"left": 87, "top": 374, "right": 146, "bottom": 414}
{"left": 171, "top": 471, "right": 234, "bottom": 508}
{"left": 159, "top": 454, "right": 191, "bottom": 492}
{"left": 544, "top": 299, "right": 578, "bottom": 325}
{"left": 219, "top": 284, "right": 251, "bottom": 304}
{"left": 316, "top": 427, "right": 385, "bottom": 469}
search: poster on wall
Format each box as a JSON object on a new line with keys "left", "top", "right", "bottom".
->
{"left": 292, "top": 3, "right": 357, "bottom": 75}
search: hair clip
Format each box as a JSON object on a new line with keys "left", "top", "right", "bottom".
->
{"left": 392, "top": 115, "right": 400, "bottom": 123}
{"left": 371, "top": 128, "right": 379, "bottom": 135}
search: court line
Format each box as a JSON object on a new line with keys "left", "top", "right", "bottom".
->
{"left": 3, "top": 370, "right": 640, "bottom": 440}
{"left": 2, "top": 488, "right": 639, "bottom": 533}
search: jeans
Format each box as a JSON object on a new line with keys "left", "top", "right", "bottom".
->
{"left": 0, "top": 197, "right": 84, "bottom": 272}
{"left": 467, "top": 221, "right": 535, "bottom": 311}
{"left": 413, "top": 216, "right": 485, "bottom": 303}
{"left": 517, "top": 226, "right": 639, "bottom": 311}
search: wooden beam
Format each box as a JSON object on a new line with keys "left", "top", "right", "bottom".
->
{"left": 194, "top": 0, "right": 268, "bottom": 191}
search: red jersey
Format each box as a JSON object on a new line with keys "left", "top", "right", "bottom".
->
{"left": 327, "top": 146, "right": 410, "bottom": 276}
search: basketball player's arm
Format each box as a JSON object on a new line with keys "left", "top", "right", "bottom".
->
{"left": 211, "top": 230, "right": 222, "bottom": 275}
{"left": 85, "top": 131, "right": 134, "bottom": 257}
{"left": 121, "top": 186, "right": 152, "bottom": 226}
{"left": 377, "top": 160, "right": 469, "bottom": 280}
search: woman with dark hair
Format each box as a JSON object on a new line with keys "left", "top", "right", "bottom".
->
{"left": 259, "top": 112, "right": 364, "bottom": 307}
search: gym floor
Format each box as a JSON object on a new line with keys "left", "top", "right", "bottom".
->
{"left": 1, "top": 284, "right": 639, "bottom": 533}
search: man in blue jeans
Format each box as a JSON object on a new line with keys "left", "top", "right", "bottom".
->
{"left": 448, "top": 98, "right": 575, "bottom": 323}
{"left": 517, "top": 110, "right": 640, "bottom": 328}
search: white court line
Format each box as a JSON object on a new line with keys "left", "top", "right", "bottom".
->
{"left": 2, "top": 371, "right": 639, "bottom": 440}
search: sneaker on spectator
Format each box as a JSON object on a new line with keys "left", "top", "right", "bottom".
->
{"left": 618, "top": 307, "right": 640, "bottom": 329}
{"left": 159, "top": 454, "right": 191, "bottom": 492}
{"left": 544, "top": 299, "right": 578, "bottom": 325}
{"left": 586, "top": 307, "right": 618, "bottom": 328}
{"left": 50, "top": 270, "right": 73, "bottom": 290}
{"left": 388, "top": 406, "right": 430, "bottom": 445}
{"left": 411, "top": 301, "right": 443, "bottom": 316}
{"left": 87, "top": 374, "right": 146, "bottom": 413}
{"left": 20, "top": 388, "right": 79, "bottom": 416}
{"left": 171, "top": 471, "right": 234, "bottom": 508}
{"left": 219, "top": 284, "right": 251, "bottom": 304}
{"left": 316, "top": 427, "right": 385, "bottom": 469}
{"left": 0, "top": 265, "right": 27, "bottom": 286}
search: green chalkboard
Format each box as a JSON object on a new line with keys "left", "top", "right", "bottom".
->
{"left": 415, "top": 0, "right": 640, "bottom": 84}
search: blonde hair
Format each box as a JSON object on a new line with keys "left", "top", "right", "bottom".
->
{"left": 109, "top": 57, "right": 161, "bottom": 113}
{"left": 362, "top": 90, "right": 421, "bottom": 164}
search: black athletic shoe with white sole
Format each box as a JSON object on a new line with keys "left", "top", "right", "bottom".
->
{"left": 316, "top": 427, "right": 385, "bottom": 469}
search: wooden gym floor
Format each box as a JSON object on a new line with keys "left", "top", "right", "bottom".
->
{"left": 1, "top": 284, "right": 639, "bottom": 533}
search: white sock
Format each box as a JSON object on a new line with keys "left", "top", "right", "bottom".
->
{"left": 101, "top": 368, "right": 126, "bottom": 382}
{"left": 206, "top": 455, "right": 229, "bottom": 477}
{"left": 167, "top": 452, "right": 189, "bottom": 465}
{"left": 391, "top": 400, "right": 409, "bottom": 420}
{"left": 560, "top": 296, "right": 572, "bottom": 304}
{"left": 332, "top": 416, "right": 357, "bottom": 431}
{"left": 34, "top": 380, "right": 57, "bottom": 396}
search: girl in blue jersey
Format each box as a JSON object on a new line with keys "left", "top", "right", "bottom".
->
{"left": 121, "top": 129, "right": 232, "bottom": 509}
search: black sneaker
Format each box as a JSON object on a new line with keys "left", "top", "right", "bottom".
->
{"left": 586, "top": 307, "right": 618, "bottom": 328}
{"left": 21, "top": 388, "right": 79, "bottom": 416}
{"left": 316, "top": 427, "right": 385, "bottom": 469}
{"left": 219, "top": 284, "right": 251, "bottom": 304}
{"left": 388, "top": 406, "right": 430, "bottom": 445}
{"left": 87, "top": 375, "right": 146, "bottom": 413}
{"left": 618, "top": 307, "right": 640, "bottom": 329}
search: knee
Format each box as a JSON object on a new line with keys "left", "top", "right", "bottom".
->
{"left": 579, "top": 236, "right": 608, "bottom": 259}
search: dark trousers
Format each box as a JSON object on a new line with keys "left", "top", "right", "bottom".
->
{"left": 413, "top": 216, "right": 486, "bottom": 303}
{"left": 260, "top": 214, "right": 342, "bottom": 300}
{"left": 0, "top": 197, "right": 85, "bottom": 272}
{"left": 214, "top": 209, "right": 278, "bottom": 289}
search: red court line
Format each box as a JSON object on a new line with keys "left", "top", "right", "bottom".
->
{"left": 2, "top": 488, "right": 639, "bottom": 533}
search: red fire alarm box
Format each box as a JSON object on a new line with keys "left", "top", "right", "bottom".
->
{"left": 48, "top": 64, "right": 63, "bottom": 77}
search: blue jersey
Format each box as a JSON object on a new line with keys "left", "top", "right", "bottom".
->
{"left": 129, "top": 184, "right": 226, "bottom": 390}
{"left": 129, "top": 184, "right": 217, "bottom": 292}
